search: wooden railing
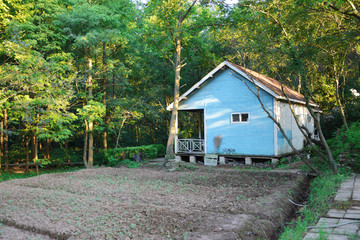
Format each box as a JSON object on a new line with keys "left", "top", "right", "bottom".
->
{"left": 177, "top": 139, "right": 204, "bottom": 153}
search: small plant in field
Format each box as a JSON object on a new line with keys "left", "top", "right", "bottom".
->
{"left": 349, "top": 233, "right": 360, "bottom": 240}
{"left": 120, "top": 159, "right": 142, "bottom": 168}
{"left": 180, "top": 163, "right": 198, "bottom": 170}
{"left": 237, "top": 195, "right": 247, "bottom": 201}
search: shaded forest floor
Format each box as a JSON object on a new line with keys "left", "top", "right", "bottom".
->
{"left": 0, "top": 165, "right": 307, "bottom": 239}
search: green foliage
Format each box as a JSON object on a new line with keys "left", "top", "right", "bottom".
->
{"left": 179, "top": 162, "right": 198, "bottom": 171}
{"left": 0, "top": 166, "right": 83, "bottom": 182}
{"left": 34, "top": 158, "right": 52, "bottom": 167}
{"left": 77, "top": 101, "right": 106, "bottom": 123}
{"left": 279, "top": 173, "right": 345, "bottom": 240}
{"left": 105, "top": 144, "right": 165, "bottom": 166}
{"left": 0, "top": 0, "right": 359, "bottom": 172}
{"left": 328, "top": 121, "right": 360, "bottom": 171}
{"left": 148, "top": 144, "right": 166, "bottom": 156}
{"left": 117, "top": 159, "right": 142, "bottom": 168}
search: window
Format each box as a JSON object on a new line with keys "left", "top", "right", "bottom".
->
{"left": 231, "top": 113, "right": 250, "bottom": 123}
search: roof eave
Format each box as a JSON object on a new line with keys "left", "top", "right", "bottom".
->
{"left": 224, "top": 61, "right": 279, "bottom": 99}
{"left": 275, "top": 96, "right": 320, "bottom": 108}
{"left": 166, "top": 60, "right": 317, "bottom": 111}
{"left": 166, "top": 61, "right": 228, "bottom": 111}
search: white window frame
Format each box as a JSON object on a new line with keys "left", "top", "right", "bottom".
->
{"left": 231, "top": 112, "right": 250, "bottom": 124}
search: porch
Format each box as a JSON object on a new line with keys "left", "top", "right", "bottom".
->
{"left": 176, "top": 139, "right": 205, "bottom": 154}
{"left": 174, "top": 109, "right": 205, "bottom": 155}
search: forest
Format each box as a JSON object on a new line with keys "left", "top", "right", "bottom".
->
{"left": 0, "top": 0, "right": 359, "bottom": 172}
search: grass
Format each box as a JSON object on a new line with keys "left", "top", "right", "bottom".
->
{"left": 278, "top": 172, "right": 346, "bottom": 240}
{"left": 0, "top": 166, "right": 84, "bottom": 182}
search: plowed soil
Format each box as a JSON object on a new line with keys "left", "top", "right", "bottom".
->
{"left": 0, "top": 165, "right": 307, "bottom": 240}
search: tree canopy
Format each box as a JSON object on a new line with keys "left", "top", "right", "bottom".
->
{"left": 0, "top": 0, "right": 359, "bottom": 171}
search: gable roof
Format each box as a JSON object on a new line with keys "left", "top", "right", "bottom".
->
{"left": 167, "top": 60, "right": 316, "bottom": 110}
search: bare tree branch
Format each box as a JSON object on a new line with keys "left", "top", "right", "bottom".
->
{"left": 228, "top": 69, "right": 321, "bottom": 175}
{"left": 180, "top": 0, "right": 198, "bottom": 23}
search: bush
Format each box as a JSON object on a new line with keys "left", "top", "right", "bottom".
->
{"left": 328, "top": 121, "right": 360, "bottom": 171}
{"left": 148, "top": 144, "right": 166, "bottom": 156}
{"left": 105, "top": 144, "right": 166, "bottom": 167}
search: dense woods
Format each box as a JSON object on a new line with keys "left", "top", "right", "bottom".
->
{"left": 0, "top": 0, "right": 359, "bottom": 172}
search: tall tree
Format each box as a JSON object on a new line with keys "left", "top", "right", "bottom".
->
{"left": 145, "top": 0, "right": 221, "bottom": 161}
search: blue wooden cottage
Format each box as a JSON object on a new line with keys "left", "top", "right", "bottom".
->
{"left": 167, "top": 61, "right": 319, "bottom": 165}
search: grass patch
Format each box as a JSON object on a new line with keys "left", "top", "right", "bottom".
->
{"left": 117, "top": 159, "right": 142, "bottom": 168}
{"left": 0, "top": 166, "right": 84, "bottom": 182}
{"left": 279, "top": 172, "right": 346, "bottom": 240}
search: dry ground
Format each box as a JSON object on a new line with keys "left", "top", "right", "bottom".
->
{"left": 0, "top": 165, "right": 307, "bottom": 240}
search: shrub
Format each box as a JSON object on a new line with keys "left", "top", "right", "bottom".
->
{"left": 328, "top": 121, "right": 360, "bottom": 171}
{"left": 105, "top": 144, "right": 166, "bottom": 166}
{"left": 148, "top": 144, "right": 166, "bottom": 156}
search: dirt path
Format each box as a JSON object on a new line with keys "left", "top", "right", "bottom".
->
{"left": 0, "top": 166, "right": 307, "bottom": 239}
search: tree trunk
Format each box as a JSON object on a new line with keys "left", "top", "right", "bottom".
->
{"left": 112, "top": 49, "right": 116, "bottom": 99}
{"left": 307, "top": 104, "right": 338, "bottom": 174}
{"left": 88, "top": 121, "right": 94, "bottom": 167}
{"left": 232, "top": 71, "right": 321, "bottom": 175}
{"left": 31, "top": 134, "right": 36, "bottom": 161}
{"left": 64, "top": 141, "right": 69, "bottom": 162}
{"left": 4, "top": 109, "right": 8, "bottom": 172}
{"left": 102, "top": 42, "right": 108, "bottom": 150}
{"left": 335, "top": 74, "right": 349, "bottom": 131}
{"left": 83, "top": 119, "right": 89, "bottom": 168}
{"left": 116, "top": 115, "right": 128, "bottom": 148}
{"left": 25, "top": 135, "right": 30, "bottom": 174}
{"left": 34, "top": 135, "right": 38, "bottom": 163}
{"left": 87, "top": 56, "right": 94, "bottom": 167}
{"left": 34, "top": 113, "right": 39, "bottom": 162}
{"left": 297, "top": 74, "right": 302, "bottom": 93}
{"left": 44, "top": 139, "right": 50, "bottom": 160}
{"left": 88, "top": 57, "right": 93, "bottom": 98}
{"left": 164, "top": 1, "right": 197, "bottom": 162}
{"left": 165, "top": 32, "right": 182, "bottom": 161}
{"left": 280, "top": 85, "right": 328, "bottom": 162}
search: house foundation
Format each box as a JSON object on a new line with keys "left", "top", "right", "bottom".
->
{"left": 245, "top": 157, "right": 252, "bottom": 165}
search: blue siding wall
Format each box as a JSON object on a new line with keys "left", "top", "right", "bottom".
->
{"left": 179, "top": 69, "right": 275, "bottom": 156}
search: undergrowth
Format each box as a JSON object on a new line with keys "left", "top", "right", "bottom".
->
{"left": 117, "top": 159, "right": 142, "bottom": 168}
{"left": 105, "top": 144, "right": 165, "bottom": 166}
{"left": 279, "top": 172, "right": 346, "bottom": 240}
{"left": 0, "top": 166, "right": 84, "bottom": 182}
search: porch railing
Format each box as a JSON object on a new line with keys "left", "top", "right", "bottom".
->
{"left": 176, "top": 139, "right": 204, "bottom": 153}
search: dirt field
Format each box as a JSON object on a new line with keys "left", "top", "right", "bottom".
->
{"left": 0, "top": 165, "right": 307, "bottom": 240}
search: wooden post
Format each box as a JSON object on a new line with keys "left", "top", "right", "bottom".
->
{"left": 174, "top": 111, "right": 178, "bottom": 154}
{"left": 198, "top": 111, "right": 202, "bottom": 139}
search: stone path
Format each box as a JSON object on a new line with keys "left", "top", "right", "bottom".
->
{"left": 303, "top": 174, "right": 360, "bottom": 240}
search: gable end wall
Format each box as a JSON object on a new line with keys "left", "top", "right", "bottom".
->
{"left": 179, "top": 70, "right": 275, "bottom": 156}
